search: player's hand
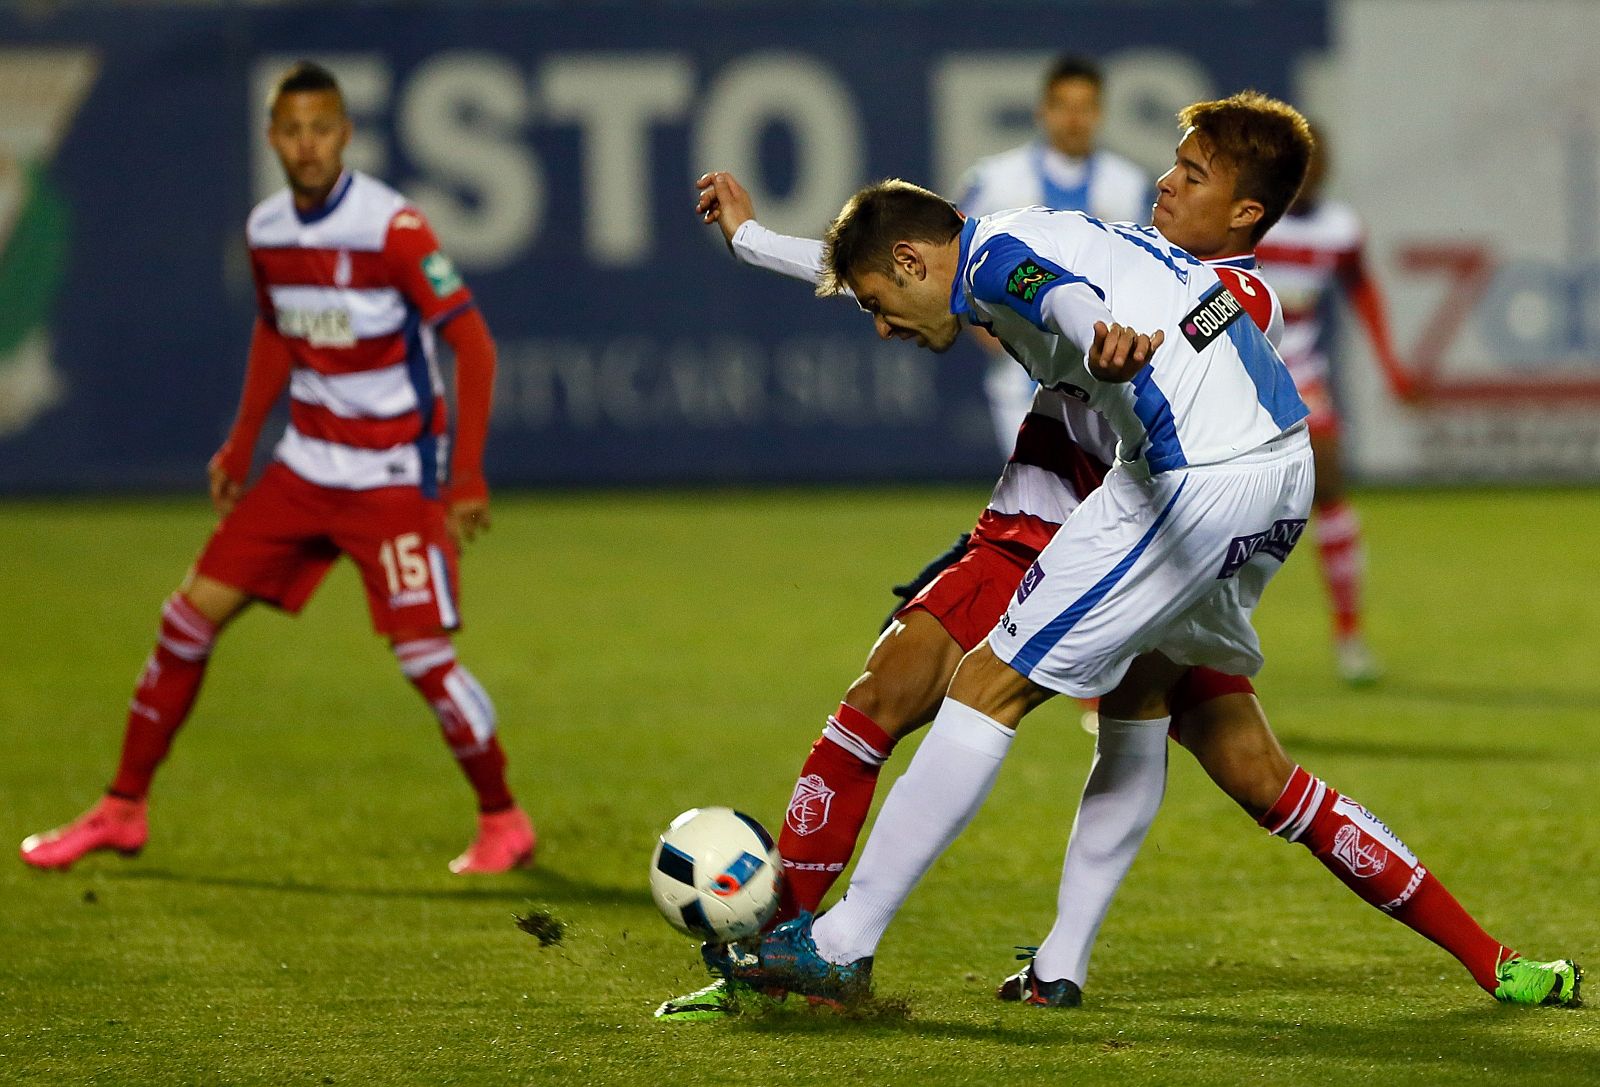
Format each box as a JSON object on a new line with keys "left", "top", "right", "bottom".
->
{"left": 206, "top": 455, "right": 243, "bottom": 518}
{"left": 448, "top": 497, "right": 492, "bottom": 545}
{"left": 1087, "top": 322, "right": 1164, "bottom": 383}
{"left": 695, "top": 171, "right": 756, "bottom": 250}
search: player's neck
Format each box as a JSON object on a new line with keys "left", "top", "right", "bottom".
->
{"left": 291, "top": 172, "right": 345, "bottom": 215}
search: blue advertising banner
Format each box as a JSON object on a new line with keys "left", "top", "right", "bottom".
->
{"left": 0, "top": 3, "right": 1327, "bottom": 490}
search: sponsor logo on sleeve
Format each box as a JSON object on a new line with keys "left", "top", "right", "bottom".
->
{"left": 1180, "top": 285, "right": 1246, "bottom": 352}
{"left": 1006, "top": 260, "right": 1059, "bottom": 303}
{"left": 1216, "top": 517, "right": 1307, "bottom": 579}
{"left": 421, "top": 251, "right": 463, "bottom": 298}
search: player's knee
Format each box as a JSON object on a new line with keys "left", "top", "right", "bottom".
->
{"left": 947, "top": 643, "right": 1047, "bottom": 727}
{"left": 393, "top": 637, "right": 498, "bottom": 751}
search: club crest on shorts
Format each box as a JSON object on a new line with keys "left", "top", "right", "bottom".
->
{"left": 785, "top": 773, "right": 834, "bottom": 837}
{"left": 1331, "top": 824, "right": 1388, "bottom": 878}
{"left": 1016, "top": 561, "right": 1046, "bottom": 603}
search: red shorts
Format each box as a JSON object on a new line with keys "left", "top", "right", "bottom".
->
{"left": 196, "top": 463, "right": 462, "bottom": 637}
{"left": 896, "top": 536, "right": 1033, "bottom": 652}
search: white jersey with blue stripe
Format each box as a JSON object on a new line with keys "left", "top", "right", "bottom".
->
{"left": 953, "top": 208, "right": 1308, "bottom": 474}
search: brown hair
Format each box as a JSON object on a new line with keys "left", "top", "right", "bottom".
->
{"left": 819, "top": 179, "right": 964, "bottom": 297}
{"left": 1177, "top": 90, "right": 1313, "bottom": 243}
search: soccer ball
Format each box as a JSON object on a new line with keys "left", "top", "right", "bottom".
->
{"left": 649, "top": 806, "right": 782, "bottom": 941}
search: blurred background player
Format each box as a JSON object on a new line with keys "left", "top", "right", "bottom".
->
{"left": 18, "top": 62, "right": 535, "bottom": 876}
{"left": 959, "top": 55, "right": 1153, "bottom": 451}
{"left": 1256, "top": 124, "right": 1409, "bottom": 685}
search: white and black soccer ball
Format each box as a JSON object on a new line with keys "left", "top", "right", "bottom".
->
{"left": 649, "top": 806, "right": 782, "bottom": 941}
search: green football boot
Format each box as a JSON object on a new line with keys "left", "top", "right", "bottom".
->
{"left": 654, "top": 977, "right": 783, "bottom": 1021}
{"left": 1493, "top": 956, "right": 1582, "bottom": 1007}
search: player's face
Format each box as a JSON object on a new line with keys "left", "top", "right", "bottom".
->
{"left": 1038, "top": 78, "right": 1101, "bottom": 159}
{"left": 1153, "top": 130, "right": 1244, "bottom": 259}
{"left": 268, "top": 90, "right": 351, "bottom": 202}
{"left": 849, "top": 267, "right": 962, "bottom": 353}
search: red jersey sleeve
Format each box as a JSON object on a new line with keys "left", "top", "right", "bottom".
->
{"left": 248, "top": 242, "right": 277, "bottom": 329}
{"left": 382, "top": 206, "right": 474, "bottom": 323}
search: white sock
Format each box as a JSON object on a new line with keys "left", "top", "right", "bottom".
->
{"left": 1031, "top": 716, "right": 1169, "bottom": 986}
{"left": 811, "top": 698, "right": 1015, "bottom": 965}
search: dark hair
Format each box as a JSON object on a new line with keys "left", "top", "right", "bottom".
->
{"left": 1043, "top": 55, "right": 1103, "bottom": 96}
{"left": 819, "top": 179, "right": 964, "bottom": 297}
{"left": 269, "top": 61, "right": 344, "bottom": 113}
{"left": 1177, "top": 90, "right": 1313, "bottom": 243}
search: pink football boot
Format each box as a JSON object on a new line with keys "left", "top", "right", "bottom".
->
{"left": 449, "top": 806, "right": 537, "bottom": 874}
{"left": 20, "top": 795, "right": 148, "bottom": 870}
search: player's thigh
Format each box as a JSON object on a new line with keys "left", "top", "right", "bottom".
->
{"left": 845, "top": 609, "right": 965, "bottom": 738}
{"left": 1310, "top": 429, "right": 1345, "bottom": 503}
{"left": 177, "top": 571, "right": 253, "bottom": 627}
{"left": 334, "top": 487, "right": 461, "bottom": 637}
{"left": 193, "top": 464, "right": 340, "bottom": 618}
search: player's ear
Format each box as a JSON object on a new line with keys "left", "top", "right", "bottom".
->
{"left": 891, "top": 240, "right": 926, "bottom": 280}
{"left": 1232, "top": 198, "right": 1265, "bottom": 234}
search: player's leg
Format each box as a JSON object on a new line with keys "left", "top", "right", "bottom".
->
{"left": 18, "top": 573, "right": 251, "bottom": 870}
{"left": 1178, "top": 691, "right": 1578, "bottom": 1004}
{"left": 774, "top": 608, "right": 963, "bottom": 920}
{"left": 345, "top": 488, "right": 532, "bottom": 874}
{"left": 1308, "top": 422, "right": 1379, "bottom": 684}
{"left": 793, "top": 644, "right": 1049, "bottom": 966}
{"left": 777, "top": 538, "right": 1030, "bottom": 920}
{"left": 19, "top": 465, "right": 331, "bottom": 871}
{"left": 1003, "top": 653, "right": 1186, "bottom": 1003}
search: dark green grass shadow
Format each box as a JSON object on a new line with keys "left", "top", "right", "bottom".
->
{"left": 1349, "top": 678, "right": 1600, "bottom": 716}
{"left": 1271, "top": 733, "right": 1550, "bottom": 764}
{"left": 102, "top": 864, "right": 654, "bottom": 907}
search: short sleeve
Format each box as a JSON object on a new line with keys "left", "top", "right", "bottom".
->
{"left": 383, "top": 207, "right": 474, "bottom": 323}
{"left": 968, "top": 232, "right": 1107, "bottom": 342}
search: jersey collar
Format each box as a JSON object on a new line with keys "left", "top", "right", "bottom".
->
{"left": 293, "top": 170, "right": 354, "bottom": 226}
{"left": 1207, "top": 250, "right": 1258, "bottom": 270}
{"left": 949, "top": 216, "right": 979, "bottom": 318}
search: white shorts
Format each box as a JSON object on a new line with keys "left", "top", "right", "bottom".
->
{"left": 987, "top": 426, "right": 1314, "bottom": 698}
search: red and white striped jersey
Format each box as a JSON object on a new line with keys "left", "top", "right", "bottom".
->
{"left": 1255, "top": 200, "right": 1364, "bottom": 388}
{"left": 247, "top": 170, "right": 473, "bottom": 494}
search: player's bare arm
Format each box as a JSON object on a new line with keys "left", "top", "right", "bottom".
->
{"left": 695, "top": 171, "right": 755, "bottom": 248}
{"left": 1086, "top": 322, "right": 1164, "bottom": 382}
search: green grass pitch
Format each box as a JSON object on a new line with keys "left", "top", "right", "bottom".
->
{"left": 2, "top": 486, "right": 1598, "bottom": 1085}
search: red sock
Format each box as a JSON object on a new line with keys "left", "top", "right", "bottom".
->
{"left": 1314, "top": 500, "right": 1365, "bottom": 639}
{"left": 396, "top": 638, "right": 514, "bottom": 813}
{"left": 774, "top": 703, "right": 896, "bottom": 922}
{"left": 109, "top": 594, "right": 217, "bottom": 799}
{"left": 1261, "top": 766, "right": 1511, "bottom": 992}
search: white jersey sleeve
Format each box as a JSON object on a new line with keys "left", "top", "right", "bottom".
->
{"left": 729, "top": 219, "right": 826, "bottom": 286}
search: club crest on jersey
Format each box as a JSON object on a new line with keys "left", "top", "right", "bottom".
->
{"left": 1331, "top": 824, "right": 1388, "bottom": 878}
{"left": 1180, "top": 285, "right": 1245, "bottom": 352}
{"left": 1217, "top": 518, "right": 1306, "bottom": 579}
{"left": 422, "top": 251, "right": 462, "bottom": 298}
{"left": 1006, "top": 260, "right": 1058, "bottom": 303}
{"left": 275, "top": 305, "right": 355, "bottom": 348}
{"left": 1016, "top": 561, "right": 1046, "bottom": 603}
{"left": 785, "top": 773, "right": 834, "bottom": 837}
